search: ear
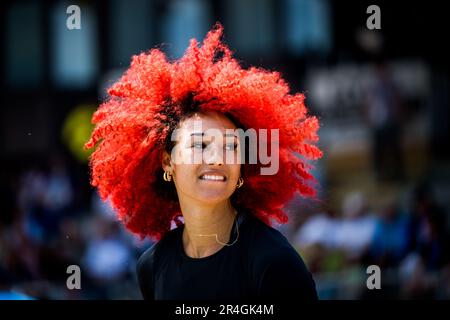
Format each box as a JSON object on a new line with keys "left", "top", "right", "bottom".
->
{"left": 161, "top": 151, "right": 173, "bottom": 172}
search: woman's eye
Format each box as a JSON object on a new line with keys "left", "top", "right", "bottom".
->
{"left": 225, "top": 143, "right": 238, "bottom": 151}
{"left": 192, "top": 142, "right": 206, "bottom": 149}
{"left": 191, "top": 142, "right": 237, "bottom": 150}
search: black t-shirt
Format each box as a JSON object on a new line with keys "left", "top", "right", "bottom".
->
{"left": 136, "top": 209, "right": 318, "bottom": 300}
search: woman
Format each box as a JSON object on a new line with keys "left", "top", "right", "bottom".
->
{"left": 85, "top": 24, "right": 322, "bottom": 300}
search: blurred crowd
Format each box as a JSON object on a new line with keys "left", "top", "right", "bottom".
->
{"left": 290, "top": 182, "right": 450, "bottom": 299}
{"left": 0, "top": 155, "right": 154, "bottom": 299}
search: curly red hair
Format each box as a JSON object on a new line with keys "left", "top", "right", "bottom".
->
{"left": 85, "top": 23, "right": 322, "bottom": 240}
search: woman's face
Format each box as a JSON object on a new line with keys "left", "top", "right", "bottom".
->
{"left": 163, "top": 111, "right": 242, "bottom": 205}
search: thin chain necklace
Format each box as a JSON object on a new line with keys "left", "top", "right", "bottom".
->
{"left": 189, "top": 209, "right": 239, "bottom": 246}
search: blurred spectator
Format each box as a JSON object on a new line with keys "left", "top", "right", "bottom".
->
{"left": 364, "top": 61, "right": 405, "bottom": 181}
{"left": 334, "top": 191, "right": 377, "bottom": 261}
{"left": 294, "top": 191, "right": 376, "bottom": 263}
{"left": 399, "top": 252, "right": 436, "bottom": 299}
{"left": 407, "top": 181, "right": 450, "bottom": 270}
{"left": 293, "top": 205, "right": 338, "bottom": 251}
{"left": 18, "top": 155, "right": 75, "bottom": 243}
{"left": 369, "top": 201, "right": 410, "bottom": 268}
{"left": 81, "top": 214, "right": 134, "bottom": 298}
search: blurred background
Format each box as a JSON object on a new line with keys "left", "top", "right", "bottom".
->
{"left": 1, "top": 0, "right": 449, "bottom": 299}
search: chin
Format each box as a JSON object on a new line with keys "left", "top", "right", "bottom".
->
{"left": 195, "top": 191, "right": 232, "bottom": 204}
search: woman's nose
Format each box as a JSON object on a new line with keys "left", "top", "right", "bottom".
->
{"left": 203, "top": 144, "right": 224, "bottom": 166}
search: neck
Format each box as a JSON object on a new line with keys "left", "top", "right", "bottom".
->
{"left": 180, "top": 200, "right": 237, "bottom": 258}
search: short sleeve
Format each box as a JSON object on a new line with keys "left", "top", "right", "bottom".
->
{"left": 136, "top": 244, "right": 157, "bottom": 300}
{"left": 258, "top": 249, "right": 318, "bottom": 300}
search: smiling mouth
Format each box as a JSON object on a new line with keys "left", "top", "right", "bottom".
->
{"left": 199, "top": 174, "right": 227, "bottom": 182}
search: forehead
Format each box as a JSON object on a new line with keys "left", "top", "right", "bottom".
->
{"left": 179, "top": 111, "right": 237, "bottom": 133}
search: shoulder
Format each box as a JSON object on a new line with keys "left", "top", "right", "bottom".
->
{"left": 137, "top": 227, "right": 181, "bottom": 272}
{"left": 136, "top": 242, "right": 157, "bottom": 276}
{"left": 243, "top": 214, "right": 318, "bottom": 300}
{"left": 136, "top": 241, "right": 158, "bottom": 300}
{"left": 244, "top": 214, "right": 299, "bottom": 260}
{"left": 136, "top": 227, "right": 181, "bottom": 300}
{"left": 136, "top": 228, "right": 180, "bottom": 280}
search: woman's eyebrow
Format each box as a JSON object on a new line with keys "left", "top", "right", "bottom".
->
{"left": 224, "top": 133, "right": 237, "bottom": 137}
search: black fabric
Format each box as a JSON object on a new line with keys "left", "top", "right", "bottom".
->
{"left": 136, "top": 209, "right": 318, "bottom": 300}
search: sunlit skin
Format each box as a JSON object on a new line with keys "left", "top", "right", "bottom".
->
{"left": 162, "top": 111, "right": 242, "bottom": 258}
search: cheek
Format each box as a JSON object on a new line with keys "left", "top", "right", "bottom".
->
{"left": 176, "top": 147, "right": 203, "bottom": 166}
{"left": 224, "top": 148, "right": 241, "bottom": 165}
{"left": 173, "top": 164, "right": 201, "bottom": 191}
{"left": 171, "top": 146, "right": 187, "bottom": 165}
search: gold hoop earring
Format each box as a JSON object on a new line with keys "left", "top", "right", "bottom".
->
{"left": 163, "top": 171, "right": 172, "bottom": 182}
{"left": 236, "top": 177, "right": 244, "bottom": 189}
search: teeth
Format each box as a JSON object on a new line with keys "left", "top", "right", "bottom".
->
{"left": 201, "top": 175, "right": 225, "bottom": 181}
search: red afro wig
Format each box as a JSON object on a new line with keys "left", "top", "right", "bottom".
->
{"left": 85, "top": 23, "right": 322, "bottom": 240}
